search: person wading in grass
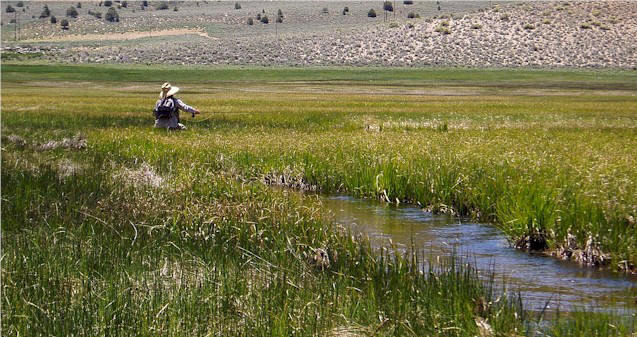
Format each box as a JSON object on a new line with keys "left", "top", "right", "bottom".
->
{"left": 153, "top": 82, "right": 200, "bottom": 130}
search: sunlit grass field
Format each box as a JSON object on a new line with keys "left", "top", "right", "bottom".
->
{"left": 2, "top": 64, "right": 636, "bottom": 335}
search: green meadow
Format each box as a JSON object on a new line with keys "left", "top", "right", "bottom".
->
{"left": 2, "top": 64, "right": 636, "bottom": 335}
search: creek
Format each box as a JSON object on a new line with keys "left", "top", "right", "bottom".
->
{"left": 320, "top": 195, "right": 636, "bottom": 313}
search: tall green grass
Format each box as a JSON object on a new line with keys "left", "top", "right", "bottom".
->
{"left": 3, "top": 148, "right": 528, "bottom": 336}
{"left": 2, "top": 64, "right": 636, "bottom": 334}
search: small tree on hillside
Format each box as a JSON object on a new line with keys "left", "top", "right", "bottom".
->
{"left": 103, "top": 0, "right": 112, "bottom": 7}
{"left": 368, "top": 9, "right": 377, "bottom": 17}
{"left": 77, "top": 2, "right": 82, "bottom": 8}
{"left": 234, "top": 2, "right": 241, "bottom": 10}
{"left": 121, "top": 1, "right": 128, "bottom": 8}
{"left": 66, "top": 6, "right": 78, "bottom": 18}
{"left": 260, "top": 15, "right": 269, "bottom": 24}
{"left": 61, "top": 18, "right": 69, "bottom": 29}
{"left": 383, "top": 1, "right": 393, "bottom": 12}
{"left": 16, "top": 2, "right": 24, "bottom": 8}
{"left": 39, "top": 4, "right": 50, "bottom": 18}
{"left": 247, "top": 17, "right": 253, "bottom": 25}
{"left": 6, "top": 5, "right": 15, "bottom": 13}
{"left": 50, "top": 15, "right": 57, "bottom": 24}
{"left": 105, "top": 7, "right": 119, "bottom": 22}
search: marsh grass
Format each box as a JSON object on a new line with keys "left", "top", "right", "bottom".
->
{"left": 2, "top": 64, "right": 637, "bottom": 335}
{"left": 2, "top": 153, "right": 525, "bottom": 336}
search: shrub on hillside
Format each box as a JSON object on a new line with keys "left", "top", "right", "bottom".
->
{"left": 235, "top": 2, "right": 241, "bottom": 10}
{"left": 16, "top": 2, "right": 24, "bottom": 8}
{"left": 471, "top": 23, "right": 482, "bottom": 29}
{"left": 173, "top": 6, "right": 178, "bottom": 11}
{"left": 368, "top": 9, "right": 376, "bottom": 17}
{"left": 407, "top": 12, "right": 419, "bottom": 18}
{"left": 156, "top": 2, "right": 169, "bottom": 10}
{"left": 66, "top": 6, "right": 78, "bottom": 18}
{"left": 61, "top": 19, "right": 69, "bottom": 29}
{"left": 404, "top": 0, "right": 414, "bottom": 4}
{"left": 39, "top": 4, "right": 50, "bottom": 18}
{"left": 77, "top": 2, "right": 82, "bottom": 8}
{"left": 121, "top": 1, "right": 127, "bottom": 8}
{"left": 142, "top": 1, "right": 148, "bottom": 7}
{"left": 103, "top": 0, "right": 112, "bottom": 7}
{"left": 105, "top": 7, "right": 119, "bottom": 22}
{"left": 247, "top": 17, "right": 253, "bottom": 25}
{"left": 322, "top": 7, "right": 328, "bottom": 14}
{"left": 260, "top": 15, "right": 269, "bottom": 24}
{"left": 50, "top": 16, "right": 57, "bottom": 24}
{"left": 383, "top": 1, "right": 393, "bottom": 12}
{"left": 435, "top": 25, "right": 450, "bottom": 34}
{"left": 343, "top": 6, "right": 349, "bottom": 13}
{"left": 256, "top": 13, "right": 261, "bottom": 20}
{"left": 6, "top": 5, "right": 15, "bottom": 13}
{"left": 580, "top": 22, "right": 591, "bottom": 29}
{"left": 523, "top": 23, "right": 535, "bottom": 30}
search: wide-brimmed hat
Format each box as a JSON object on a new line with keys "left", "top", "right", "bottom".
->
{"left": 159, "top": 82, "right": 179, "bottom": 99}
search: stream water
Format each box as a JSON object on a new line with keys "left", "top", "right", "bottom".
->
{"left": 321, "top": 195, "right": 636, "bottom": 313}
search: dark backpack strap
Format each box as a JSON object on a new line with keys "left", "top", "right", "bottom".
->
{"left": 170, "top": 97, "right": 179, "bottom": 122}
{"left": 170, "top": 97, "right": 178, "bottom": 112}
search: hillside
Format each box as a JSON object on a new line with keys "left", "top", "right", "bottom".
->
{"left": 2, "top": 1, "right": 636, "bottom": 68}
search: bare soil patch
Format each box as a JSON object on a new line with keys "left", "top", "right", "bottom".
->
{"left": 20, "top": 28, "right": 212, "bottom": 43}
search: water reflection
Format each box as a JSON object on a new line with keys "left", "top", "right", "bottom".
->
{"left": 323, "top": 195, "right": 637, "bottom": 312}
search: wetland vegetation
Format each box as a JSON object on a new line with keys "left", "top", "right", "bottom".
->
{"left": 2, "top": 64, "right": 636, "bottom": 335}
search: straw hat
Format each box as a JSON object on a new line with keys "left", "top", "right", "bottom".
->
{"left": 159, "top": 82, "right": 180, "bottom": 99}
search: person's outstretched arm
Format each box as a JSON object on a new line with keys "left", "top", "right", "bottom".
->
{"left": 174, "top": 98, "right": 200, "bottom": 115}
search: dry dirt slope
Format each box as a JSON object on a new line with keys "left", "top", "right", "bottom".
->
{"left": 5, "top": 1, "right": 637, "bottom": 68}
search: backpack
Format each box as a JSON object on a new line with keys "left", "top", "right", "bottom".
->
{"left": 155, "top": 97, "right": 176, "bottom": 119}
